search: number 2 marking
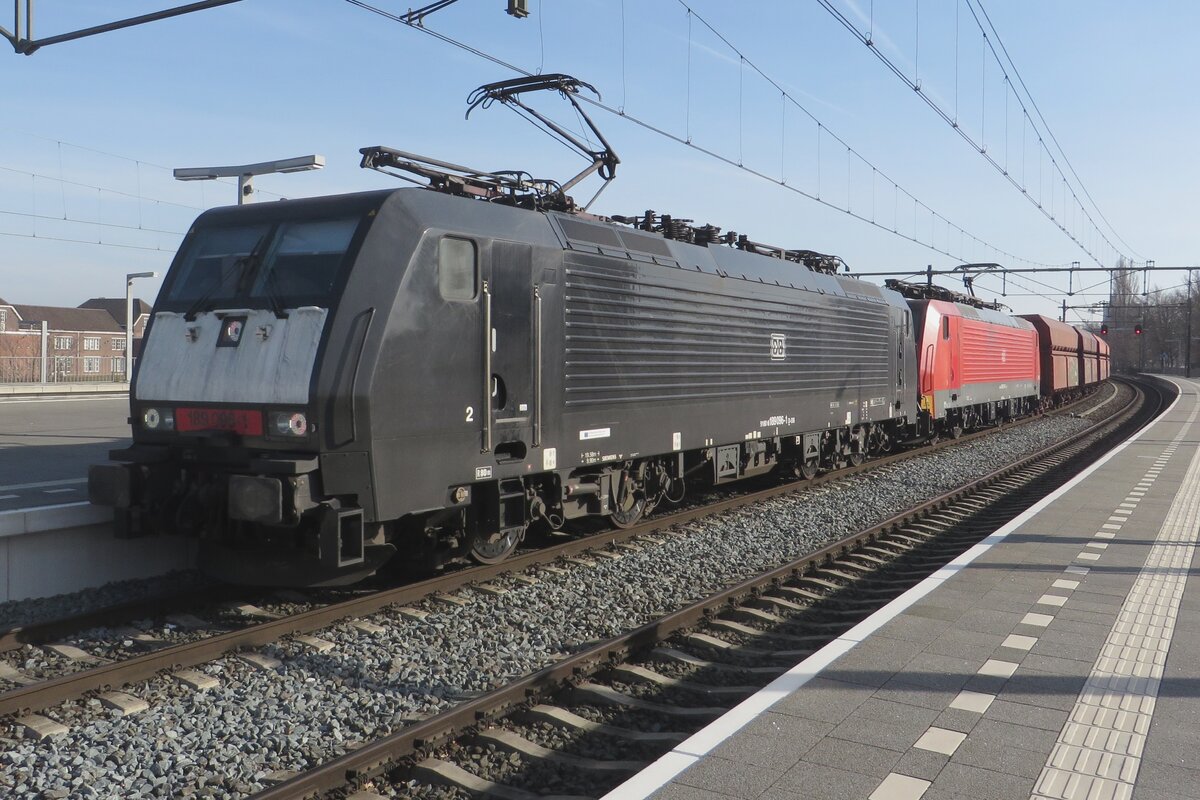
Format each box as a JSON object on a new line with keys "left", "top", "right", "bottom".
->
{"left": 465, "top": 406, "right": 474, "bottom": 422}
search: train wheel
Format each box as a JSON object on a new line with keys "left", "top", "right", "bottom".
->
{"left": 799, "top": 459, "right": 819, "bottom": 480}
{"left": 610, "top": 491, "right": 646, "bottom": 528}
{"left": 610, "top": 470, "right": 646, "bottom": 528}
{"left": 469, "top": 527, "right": 523, "bottom": 564}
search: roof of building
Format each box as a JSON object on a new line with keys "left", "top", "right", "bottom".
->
{"left": 11, "top": 304, "right": 124, "bottom": 333}
{"left": 79, "top": 297, "right": 152, "bottom": 325}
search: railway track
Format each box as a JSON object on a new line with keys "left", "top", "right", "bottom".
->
{"left": 0, "top": 384, "right": 1116, "bottom": 724}
{"left": 236, "top": 375, "right": 1163, "bottom": 800}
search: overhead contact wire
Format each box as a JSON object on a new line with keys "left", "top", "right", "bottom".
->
{"left": 343, "top": 0, "right": 1061, "bottom": 269}
{"left": 814, "top": 0, "right": 1120, "bottom": 269}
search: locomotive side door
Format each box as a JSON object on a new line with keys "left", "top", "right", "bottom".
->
{"left": 482, "top": 241, "right": 536, "bottom": 457}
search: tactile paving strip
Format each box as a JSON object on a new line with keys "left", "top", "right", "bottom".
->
{"left": 1033, "top": 405, "right": 1200, "bottom": 800}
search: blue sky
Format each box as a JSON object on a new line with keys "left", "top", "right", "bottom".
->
{"left": 2, "top": 1, "right": 1193, "bottom": 324}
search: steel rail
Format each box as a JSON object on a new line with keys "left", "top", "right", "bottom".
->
{"left": 0, "top": 384, "right": 1113, "bottom": 715}
{"left": 250, "top": 376, "right": 1158, "bottom": 800}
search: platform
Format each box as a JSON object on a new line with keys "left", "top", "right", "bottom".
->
{"left": 612, "top": 376, "right": 1200, "bottom": 800}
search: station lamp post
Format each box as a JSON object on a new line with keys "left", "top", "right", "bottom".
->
{"left": 125, "top": 271, "right": 158, "bottom": 382}
{"left": 172, "top": 154, "right": 325, "bottom": 205}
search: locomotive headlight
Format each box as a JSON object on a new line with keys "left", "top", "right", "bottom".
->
{"left": 270, "top": 411, "right": 309, "bottom": 437}
{"left": 142, "top": 407, "right": 175, "bottom": 431}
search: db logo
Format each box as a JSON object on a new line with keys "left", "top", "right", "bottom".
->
{"left": 770, "top": 333, "right": 786, "bottom": 360}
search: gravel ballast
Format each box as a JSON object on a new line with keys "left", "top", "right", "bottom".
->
{"left": 0, "top": 413, "right": 1095, "bottom": 799}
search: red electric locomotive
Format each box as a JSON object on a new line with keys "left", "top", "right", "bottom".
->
{"left": 909, "top": 299, "right": 1041, "bottom": 436}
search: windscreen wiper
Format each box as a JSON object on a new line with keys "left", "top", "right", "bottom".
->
{"left": 184, "top": 232, "right": 270, "bottom": 321}
{"left": 260, "top": 264, "right": 289, "bottom": 319}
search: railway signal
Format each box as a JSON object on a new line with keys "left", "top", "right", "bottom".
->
{"left": 1100, "top": 323, "right": 1108, "bottom": 335}
{"left": 1135, "top": 323, "right": 1143, "bottom": 335}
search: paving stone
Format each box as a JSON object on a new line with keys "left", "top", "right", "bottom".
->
{"left": 968, "top": 718, "right": 1062, "bottom": 753}
{"left": 869, "top": 772, "right": 931, "bottom": 800}
{"left": 924, "top": 629, "right": 1006, "bottom": 661}
{"left": 803, "top": 736, "right": 903, "bottom": 778}
{"left": 710, "top": 720, "right": 827, "bottom": 768}
{"left": 934, "top": 762, "right": 1035, "bottom": 800}
{"left": 1002, "top": 634, "right": 1038, "bottom": 651}
{"left": 949, "top": 690, "right": 995, "bottom": 713}
{"left": 885, "top": 653, "right": 981, "bottom": 693}
{"left": 932, "top": 707, "right": 986, "bottom": 736}
{"left": 873, "top": 680, "right": 961, "bottom": 712}
{"left": 978, "top": 659, "right": 1019, "bottom": 678}
{"left": 956, "top": 608, "right": 1025, "bottom": 635}
{"left": 831, "top": 705, "right": 938, "bottom": 752}
{"left": 653, "top": 784, "right": 736, "bottom": 800}
{"left": 914, "top": 726, "right": 968, "bottom": 756}
{"left": 893, "top": 746, "right": 949, "bottom": 783}
{"left": 983, "top": 699, "right": 1068, "bottom": 732}
{"left": 764, "top": 761, "right": 882, "bottom": 800}
{"left": 1020, "top": 652, "right": 1094, "bottom": 677}
{"left": 771, "top": 676, "right": 877, "bottom": 724}
{"left": 882, "top": 615, "right": 972, "bottom": 647}
{"left": 950, "top": 736, "right": 1049, "bottom": 780}
{"left": 674, "top": 753, "right": 781, "bottom": 798}
{"left": 904, "top": 604, "right": 966, "bottom": 623}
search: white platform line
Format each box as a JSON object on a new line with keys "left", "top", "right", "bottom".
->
{"left": 0, "top": 478, "right": 86, "bottom": 493}
{"left": 603, "top": 380, "right": 1185, "bottom": 800}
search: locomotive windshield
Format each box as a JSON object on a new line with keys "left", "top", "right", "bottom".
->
{"left": 162, "top": 216, "right": 360, "bottom": 313}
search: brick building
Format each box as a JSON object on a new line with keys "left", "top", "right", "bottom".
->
{"left": 0, "top": 297, "right": 153, "bottom": 383}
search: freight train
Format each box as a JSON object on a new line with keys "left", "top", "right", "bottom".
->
{"left": 86, "top": 160, "right": 1107, "bottom": 586}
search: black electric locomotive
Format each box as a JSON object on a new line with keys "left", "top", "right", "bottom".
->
{"left": 89, "top": 174, "right": 921, "bottom": 585}
{"left": 89, "top": 75, "right": 935, "bottom": 586}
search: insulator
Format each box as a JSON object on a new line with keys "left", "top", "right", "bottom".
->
{"left": 641, "top": 210, "right": 657, "bottom": 231}
{"left": 669, "top": 217, "right": 695, "bottom": 242}
{"left": 660, "top": 215, "right": 692, "bottom": 241}
{"left": 694, "top": 224, "right": 722, "bottom": 245}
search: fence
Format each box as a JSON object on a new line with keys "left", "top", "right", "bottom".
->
{"left": 0, "top": 356, "right": 133, "bottom": 384}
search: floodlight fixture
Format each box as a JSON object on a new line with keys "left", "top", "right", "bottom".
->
{"left": 173, "top": 154, "right": 325, "bottom": 204}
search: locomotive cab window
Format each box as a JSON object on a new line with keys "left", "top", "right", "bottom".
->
{"left": 162, "top": 216, "right": 359, "bottom": 312}
{"left": 942, "top": 317, "right": 950, "bottom": 340}
{"left": 438, "top": 237, "right": 477, "bottom": 301}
